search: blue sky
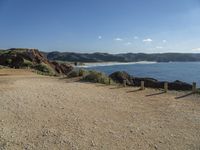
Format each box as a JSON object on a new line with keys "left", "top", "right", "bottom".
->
{"left": 0, "top": 0, "right": 200, "bottom": 53}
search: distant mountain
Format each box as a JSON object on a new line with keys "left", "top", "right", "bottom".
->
{"left": 44, "top": 52, "right": 125, "bottom": 62}
{"left": 2, "top": 49, "right": 200, "bottom": 63}
{"left": 45, "top": 51, "right": 200, "bottom": 62}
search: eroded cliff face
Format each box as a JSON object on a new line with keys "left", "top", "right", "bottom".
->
{"left": 0, "top": 48, "right": 73, "bottom": 75}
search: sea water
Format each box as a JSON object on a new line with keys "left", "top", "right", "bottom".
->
{"left": 83, "top": 62, "right": 200, "bottom": 86}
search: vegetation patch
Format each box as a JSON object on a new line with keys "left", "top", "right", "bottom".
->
{"left": 0, "top": 50, "right": 8, "bottom": 55}
{"left": 81, "top": 70, "right": 114, "bottom": 85}
{"left": 67, "top": 69, "right": 89, "bottom": 78}
{"left": 0, "top": 65, "right": 9, "bottom": 69}
{"left": 34, "top": 63, "right": 55, "bottom": 76}
{"left": 22, "top": 59, "right": 34, "bottom": 68}
{"left": 196, "top": 88, "right": 200, "bottom": 94}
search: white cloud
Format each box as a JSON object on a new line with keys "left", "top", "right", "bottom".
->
{"left": 124, "top": 42, "right": 132, "bottom": 46}
{"left": 143, "top": 38, "right": 153, "bottom": 43}
{"left": 134, "top": 36, "right": 139, "bottom": 40}
{"left": 156, "top": 46, "right": 163, "bottom": 49}
{"left": 162, "top": 40, "right": 167, "bottom": 43}
{"left": 98, "top": 36, "right": 102, "bottom": 40}
{"left": 114, "top": 38, "right": 123, "bottom": 41}
{"left": 192, "top": 48, "right": 200, "bottom": 51}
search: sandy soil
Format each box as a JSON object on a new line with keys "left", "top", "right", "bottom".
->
{"left": 0, "top": 69, "right": 200, "bottom": 150}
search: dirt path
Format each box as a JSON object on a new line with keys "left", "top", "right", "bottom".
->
{"left": 0, "top": 69, "right": 200, "bottom": 150}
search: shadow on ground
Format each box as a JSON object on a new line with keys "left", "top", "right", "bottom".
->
{"left": 110, "top": 86, "right": 125, "bottom": 89}
{"left": 175, "top": 92, "right": 194, "bottom": 99}
{"left": 126, "top": 89, "right": 142, "bottom": 93}
{"left": 146, "top": 91, "right": 166, "bottom": 97}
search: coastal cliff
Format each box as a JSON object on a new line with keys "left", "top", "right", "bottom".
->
{"left": 0, "top": 48, "right": 73, "bottom": 75}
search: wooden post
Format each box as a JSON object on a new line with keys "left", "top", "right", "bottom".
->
{"left": 123, "top": 80, "right": 126, "bottom": 87}
{"left": 109, "top": 78, "right": 111, "bottom": 85}
{"left": 164, "top": 82, "right": 168, "bottom": 93}
{"left": 140, "top": 81, "right": 145, "bottom": 90}
{"left": 192, "top": 82, "right": 197, "bottom": 93}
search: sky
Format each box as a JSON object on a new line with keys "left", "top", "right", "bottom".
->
{"left": 0, "top": 0, "right": 200, "bottom": 53}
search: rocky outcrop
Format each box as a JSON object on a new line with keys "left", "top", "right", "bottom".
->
{"left": 132, "top": 78, "right": 192, "bottom": 91}
{"left": 168, "top": 80, "right": 192, "bottom": 91}
{"left": 51, "top": 61, "right": 73, "bottom": 75}
{"left": 109, "top": 71, "right": 133, "bottom": 86}
{"left": 0, "top": 48, "right": 73, "bottom": 75}
{"left": 132, "top": 77, "right": 163, "bottom": 88}
{"left": 109, "top": 71, "right": 192, "bottom": 91}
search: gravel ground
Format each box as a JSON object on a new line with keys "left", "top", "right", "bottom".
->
{"left": 0, "top": 69, "right": 200, "bottom": 150}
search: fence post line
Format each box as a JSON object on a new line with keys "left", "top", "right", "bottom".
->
{"left": 140, "top": 81, "right": 145, "bottom": 90}
{"left": 123, "top": 79, "right": 126, "bottom": 87}
{"left": 164, "top": 82, "right": 168, "bottom": 93}
{"left": 192, "top": 82, "right": 197, "bottom": 93}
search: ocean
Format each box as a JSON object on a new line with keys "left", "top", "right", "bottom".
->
{"left": 83, "top": 62, "right": 200, "bottom": 86}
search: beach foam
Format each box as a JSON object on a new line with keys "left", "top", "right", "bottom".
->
{"left": 80, "top": 61, "right": 157, "bottom": 68}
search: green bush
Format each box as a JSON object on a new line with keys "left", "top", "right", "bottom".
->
{"left": 81, "top": 70, "right": 114, "bottom": 85}
{"left": 67, "top": 69, "right": 89, "bottom": 78}
{"left": 22, "top": 59, "right": 33, "bottom": 68}
{"left": 196, "top": 88, "right": 200, "bottom": 94}
{"left": 6, "top": 59, "right": 12, "bottom": 64}
{"left": 67, "top": 70, "right": 80, "bottom": 78}
{"left": 34, "top": 63, "right": 55, "bottom": 75}
{"left": 78, "top": 69, "right": 89, "bottom": 76}
{"left": 0, "top": 65, "right": 8, "bottom": 69}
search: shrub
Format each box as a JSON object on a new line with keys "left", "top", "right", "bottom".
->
{"left": 22, "top": 59, "right": 33, "bottom": 68}
{"left": 0, "top": 65, "right": 8, "bottom": 69}
{"left": 197, "top": 88, "right": 200, "bottom": 94}
{"left": 81, "top": 70, "right": 114, "bottom": 84}
{"left": 78, "top": 69, "right": 88, "bottom": 76}
{"left": 34, "top": 63, "right": 55, "bottom": 75}
{"left": 6, "top": 59, "right": 12, "bottom": 64}
{"left": 67, "top": 70, "right": 80, "bottom": 78}
{"left": 67, "top": 69, "right": 89, "bottom": 78}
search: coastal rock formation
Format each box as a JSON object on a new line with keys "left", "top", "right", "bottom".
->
{"left": 132, "top": 78, "right": 192, "bottom": 91}
{"left": 109, "top": 71, "right": 133, "bottom": 85}
{"left": 109, "top": 71, "right": 192, "bottom": 91}
{"left": 132, "top": 77, "right": 163, "bottom": 88}
{"left": 51, "top": 61, "right": 73, "bottom": 75}
{"left": 0, "top": 48, "right": 73, "bottom": 75}
{"left": 168, "top": 80, "right": 192, "bottom": 91}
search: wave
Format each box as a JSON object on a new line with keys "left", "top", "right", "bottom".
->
{"left": 79, "top": 61, "right": 157, "bottom": 68}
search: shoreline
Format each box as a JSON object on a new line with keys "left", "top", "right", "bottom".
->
{"left": 77, "top": 61, "right": 157, "bottom": 68}
{"left": 76, "top": 61, "right": 200, "bottom": 68}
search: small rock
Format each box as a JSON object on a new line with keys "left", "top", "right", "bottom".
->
{"left": 91, "top": 140, "right": 95, "bottom": 146}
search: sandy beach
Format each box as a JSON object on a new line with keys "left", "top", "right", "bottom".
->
{"left": 0, "top": 69, "right": 200, "bottom": 150}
